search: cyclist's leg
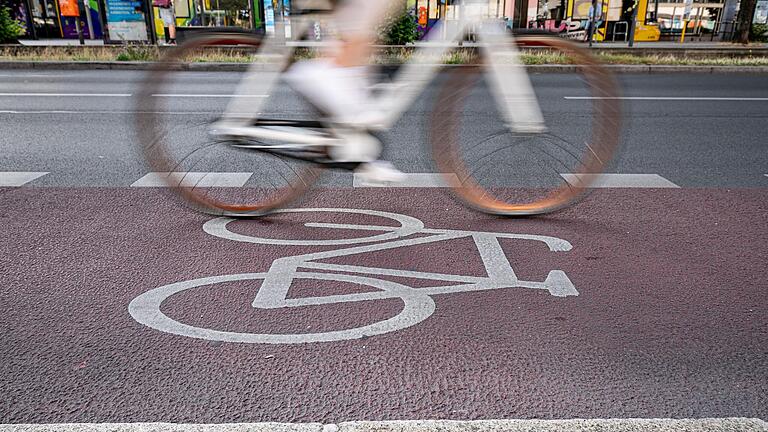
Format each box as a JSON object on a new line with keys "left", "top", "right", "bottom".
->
{"left": 286, "top": 0, "right": 393, "bottom": 125}
{"left": 285, "top": 0, "right": 405, "bottom": 181}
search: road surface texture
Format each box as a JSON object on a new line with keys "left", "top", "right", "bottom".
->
{"left": 0, "top": 70, "right": 766, "bottom": 429}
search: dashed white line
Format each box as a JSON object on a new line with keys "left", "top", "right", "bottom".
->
{"left": 0, "top": 93, "right": 131, "bottom": 97}
{"left": 0, "top": 73, "right": 72, "bottom": 78}
{"left": 0, "top": 93, "right": 267, "bottom": 98}
{"left": 0, "top": 110, "right": 216, "bottom": 115}
{"left": 565, "top": 96, "right": 768, "bottom": 101}
{"left": 353, "top": 173, "right": 459, "bottom": 188}
{"left": 0, "top": 171, "right": 48, "bottom": 187}
{"left": 131, "top": 172, "right": 253, "bottom": 187}
{"left": 150, "top": 94, "right": 268, "bottom": 98}
{"left": 560, "top": 173, "right": 680, "bottom": 188}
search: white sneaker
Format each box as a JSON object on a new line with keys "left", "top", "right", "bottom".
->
{"left": 355, "top": 160, "right": 406, "bottom": 186}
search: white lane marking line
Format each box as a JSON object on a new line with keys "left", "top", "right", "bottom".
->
{"left": 131, "top": 172, "right": 252, "bottom": 187}
{"left": 0, "top": 73, "right": 72, "bottom": 77}
{"left": 354, "top": 173, "right": 459, "bottom": 188}
{"left": 0, "top": 93, "right": 131, "bottom": 97}
{"left": 336, "top": 418, "right": 768, "bottom": 431}
{"left": 0, "top": 110, "right": 218, "bottom": 115}
{"left": 151, "top": 94, "right": 268, "bottom": 98}
{"left": 565, "top": 96, "right": 768, "bottom": 101}
{"left": 0, "top": 171, "right": 48, "bottom": 186}
{"left": 560, "top": 173, "right": 680, "bottom": 188}
{"left": 0, "top": 424, "right": 323, "bottom": 432}
{"left": 0, "top": 110, "right": 287, "bottom": 115}
{"left": 0, "top": 418, "right": 764, "bottom": 432}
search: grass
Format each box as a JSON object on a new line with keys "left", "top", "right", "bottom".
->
{"left": 597, "top": 53, "right": 768, "bottom": 66}
{"left": 0, "top": 46, "right": 116, "bottom": 61}
{"left": 1, "top": 45, "right": 767, "bottom": 66}
{"left": 114, "top": 44, "right": 158, "bottom": 62}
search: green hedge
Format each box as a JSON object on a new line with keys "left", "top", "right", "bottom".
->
{"left": 0, "top": 6, "right": 24, "bottom": 43}
{"left": 381, "top": 11, "right": 418, "bottom": 45}
{"left": 750, "top": 23, "right": 768, "bottom": 42}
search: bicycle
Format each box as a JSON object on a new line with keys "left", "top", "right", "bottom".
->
{"left": 135, "top": 0, "right": 621, "bottom": 217}
{"left": 129, "top": 207, "right": 579, "bottom": 344}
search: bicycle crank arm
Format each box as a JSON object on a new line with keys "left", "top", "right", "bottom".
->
{"left": 230, "top": 142, "right": 326, "bottom": 150}
{"left": 209, "top": 124, "right": 339, "bottom": 147}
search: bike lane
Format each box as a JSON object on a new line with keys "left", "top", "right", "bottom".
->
{"left": 0, "top": 187, "right": 766, "bottom": 423}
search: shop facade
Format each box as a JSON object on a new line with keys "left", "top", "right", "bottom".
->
{"left": 6, "top": 0, "right": 151, "bottom": 41}
{"left": 509, "top": 0, "right": 748, "bottom": 41}
{"left": 9, "top": 0, "right": 267, "bottom": 41}
{"left": 7, "top": 0, "right": 765, "bottom": 42}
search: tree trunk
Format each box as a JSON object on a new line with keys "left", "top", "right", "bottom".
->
{"left": 737, "top": 0, "right": 758, "bottom": 44}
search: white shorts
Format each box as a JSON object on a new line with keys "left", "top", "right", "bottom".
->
{"left": 159, "top": 8, "right": 174, "bottom": 26}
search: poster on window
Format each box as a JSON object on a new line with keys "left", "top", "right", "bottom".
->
{"left": 263, "top": 0, "right": 289, "bottom": 34}
{"left": 58, "top": 0, "right": 80, "bottom": 17}
{"left": 105, "top": 0, "right": 148, "bottom": 41}
{"left": 756, "top": 0, "right": 768, "bottom": 24}
{"left": 572, "top": 0, "right": 592, "bottom": 19}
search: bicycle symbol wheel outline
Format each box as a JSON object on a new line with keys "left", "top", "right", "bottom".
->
{"left": 129, "top": 208, "right": 578, "bottom": 344}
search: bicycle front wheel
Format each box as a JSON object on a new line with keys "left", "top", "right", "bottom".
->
{"left": 430, "top": 35, "right": 622, "bottom": 216}
{"left": 135, "top": 32, "right": 320, "bottom": 217}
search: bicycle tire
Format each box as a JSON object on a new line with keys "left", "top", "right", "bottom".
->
{"left": 135, "top": 32, "right": 320, "bottom": 217}
{"left": 430, "top": 35, "right": 622, "bottom": 216}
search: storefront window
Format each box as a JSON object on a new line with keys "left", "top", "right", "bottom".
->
{"left": 657, "top": 3, "right": 722, "bottom": 33}
{"left": 646, "top": 0, "right": 658, "bottom": 22}
{"left": 756, "top": 0, "right": 768, "bottom": 23}
{"left": 428, "top": 0, "right": 438, "bottom": 19}
{"left": 572, "top": 0, "right": 592, "bottom": 19}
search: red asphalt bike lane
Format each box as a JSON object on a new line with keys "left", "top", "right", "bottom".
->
{"left": 0, "top": 187, "right": 766, "bottom": 423}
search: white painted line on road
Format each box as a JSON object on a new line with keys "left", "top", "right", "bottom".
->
{"left": 0, "top": 425, "right": 321, "bottom": 432}
{"left": 0, "top": 73, "right": 72, "bottom": 78}
{"left": 565, "top": 96, "right": 768, "bottom": 101}
{"left": 353, "top": 173, "right": 458, "bottom": 188}
{"left": 0, "top": 171, "right": 48, "bottom": 187}
{"left": 0, "top": 93, "right": 131, "bottom": 97}
{"left": 0, "top": 110, "right": 281, "bottom": 115}
{"left": 131, "top": 172, "right": 252, "bottom": 187}
{"left": 0, "top": 418, "right": 765, "bottom": 432}
{"left": 560, "top": 173, "right": 680, "bottom": 188}
{"left": 0, "top": 110, "right": 219, "bottom": 115}
{"left": 151, "top": 94, "right": 268, "bottom": 98}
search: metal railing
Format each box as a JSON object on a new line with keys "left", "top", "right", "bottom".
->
{"left": 613, "top": 21, "right": 629, "bottom": 41}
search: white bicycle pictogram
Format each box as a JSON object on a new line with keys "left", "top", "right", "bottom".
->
{"left": 129, "top": 208, "right": 579, "bottom": 344}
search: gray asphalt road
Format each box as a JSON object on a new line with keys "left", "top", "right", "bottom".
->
{"left": 1, "top": 69, "right": 767, "bottom": 426}
{"left": 1, "top": 69, "right": 767, "bottom": 188}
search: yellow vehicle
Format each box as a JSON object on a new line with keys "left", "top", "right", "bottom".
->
{"left": 569, "top": 0, "right": 660, "bottom": 42}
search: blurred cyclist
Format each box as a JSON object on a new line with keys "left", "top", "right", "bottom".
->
{"left": 285, "top": 0, "right": 406, "bottom": 184}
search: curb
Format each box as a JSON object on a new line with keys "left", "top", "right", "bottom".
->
{"left": 2, "top": 61, "right": 768, "bottom": 73}
{"left": 1, "top": 419, "right": 767, "bottom": 432}
{"left": 0, "top": 61, "right": 271, "bottom": 71}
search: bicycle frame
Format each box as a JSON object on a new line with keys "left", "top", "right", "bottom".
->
{"left": 214, "top": 0, "right": 546, "bottom": 146}
{"left": 129, "top": 208, "right": 579, "bottom": 344}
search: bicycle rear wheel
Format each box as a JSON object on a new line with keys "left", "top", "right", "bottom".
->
{"left": 135, "top": 33, "right": 320, "bottom": 217}
{"left": 430, "top": 35, "right": 622, "bottom": 216}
